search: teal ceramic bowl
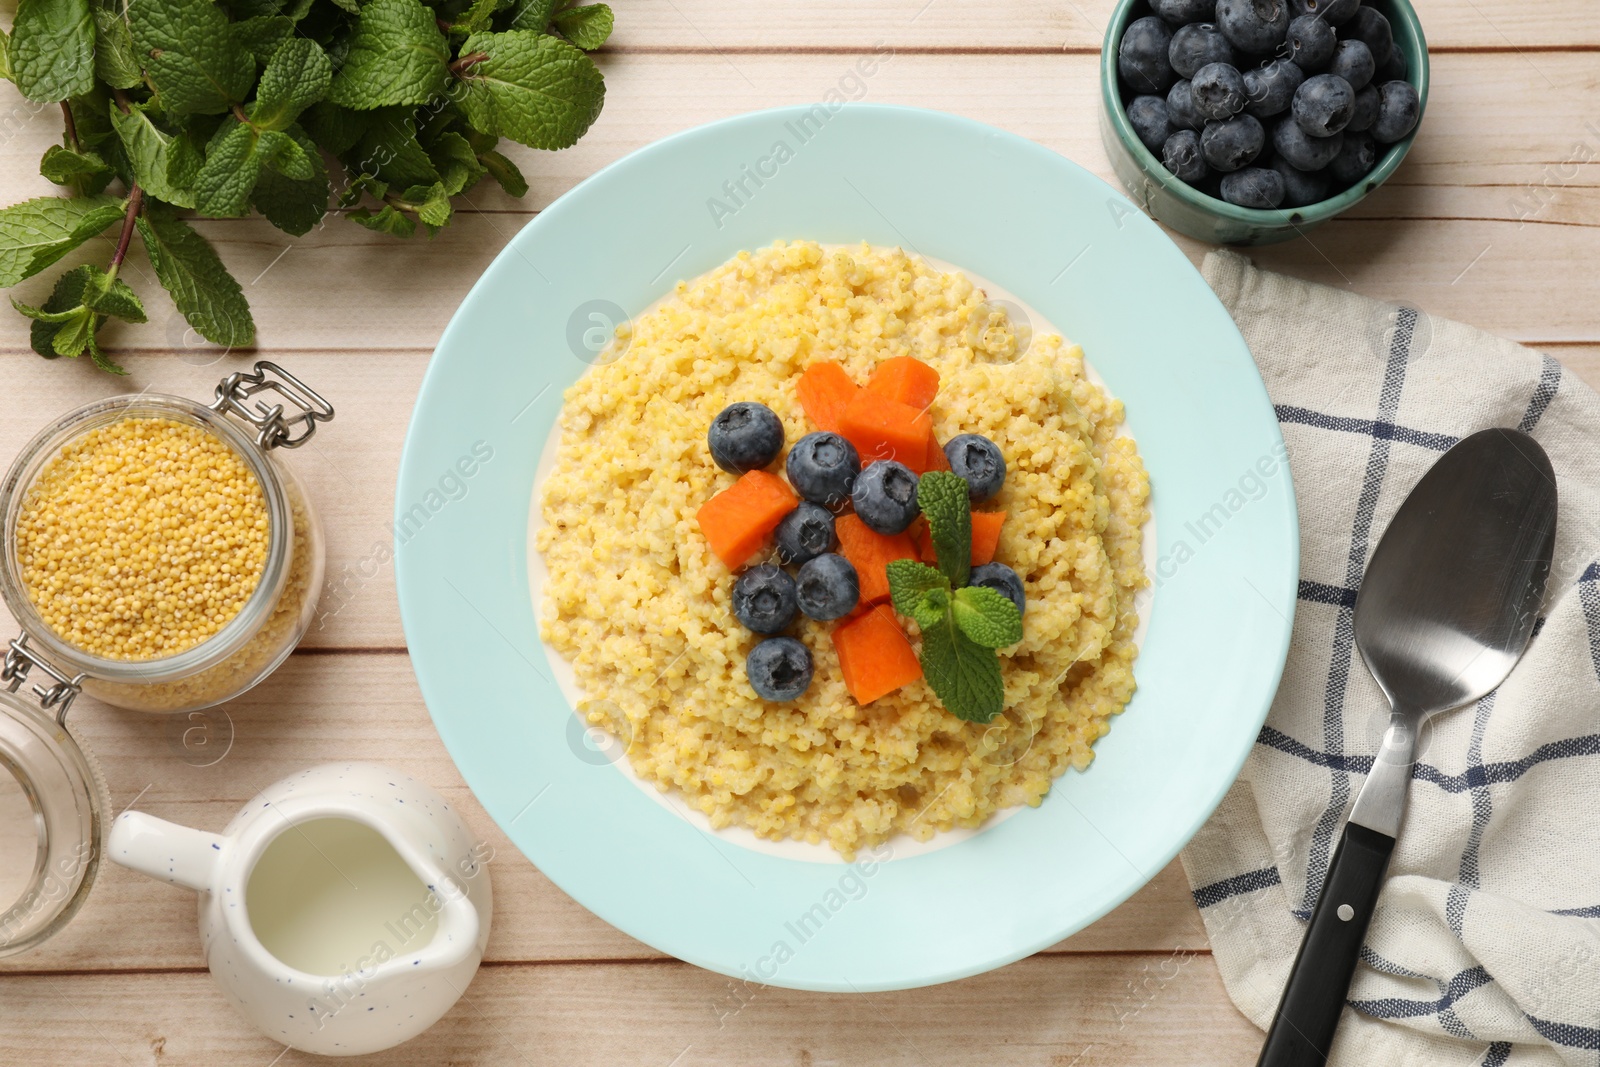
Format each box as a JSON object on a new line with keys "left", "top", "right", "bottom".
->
{"left": 396, "top": 104, "right": 1298, "bottom": 991}
{"left": 1101, "top": 0, "right": 1429, "bottom": 245}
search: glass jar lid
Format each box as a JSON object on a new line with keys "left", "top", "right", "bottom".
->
{"left": 0, "top": 671, "right": 105, "bottom": 958}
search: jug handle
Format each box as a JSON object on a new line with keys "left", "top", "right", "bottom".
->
{"left": 108, "top": 810, "right": 225, "bottom": 893}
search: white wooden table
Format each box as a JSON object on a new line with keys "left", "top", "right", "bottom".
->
{"left": 1, "top": 1, "right": 1596, "bottom": 1062}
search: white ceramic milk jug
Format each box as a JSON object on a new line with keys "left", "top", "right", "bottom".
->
{"left": 108, "top": 762, "right": 492, "bottom": 1057}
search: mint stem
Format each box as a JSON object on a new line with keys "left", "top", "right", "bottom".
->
{"left": 108, "top": 184, "right": 143, "bottom": 278}
{"left": 59, "top": 101, "right": 80, "bottom": 152}
{"left": 449, "top": 51, "right": 488, "bottom": 76}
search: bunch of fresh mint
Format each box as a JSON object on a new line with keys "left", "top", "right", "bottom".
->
{"left": 887, "top": 471, "right": 1024, "bottom": 724}
{"left": 0, "top": 0, "right": 611, "bottom": 372}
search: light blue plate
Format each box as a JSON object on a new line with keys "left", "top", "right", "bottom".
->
{"left": 396, "top": 104, "right": 1298, "bottom": 992}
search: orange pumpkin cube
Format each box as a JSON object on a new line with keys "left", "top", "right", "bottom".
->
{"left": 796, "top": 360, "right": 860, "bottom": 433}
{"left": 837, "top": 391, "right": 930, "bottom": 470}
{"left": 832, "top": 604, "right": 923, "bottom": 705}
{"left": 864, "top": 356, "right": 940, "bottom": 411}
{"left": 835, "top": 513, "right": 919, "bottom": 605}
{"left": 696, "top": 470, "right": 798, "bottom": 569}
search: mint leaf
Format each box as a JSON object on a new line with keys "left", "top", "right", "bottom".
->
{"left": 0, "top": 28, "right": 13, "bottom": 82}
{"left": 552, "top": 3, "right": 613, "bottom": 50}
{"left": 249, "top": 38, "right": 331, "bottom": 131}
{"left": 918, "top": 470, "right": 972, "bottom": 588}
{"left": 251, "top": 126, "right": 328, "bottom": 235}
{"left": 327, "top": 0, "right": 450, "bottom": 109}
{"left": 193, "top": 120, "right": 261, "bottom": 217}
{"left": 426, "top": 130, "right": 485, "bottom": 196}
{"left": 403, "top": 181, "right": 451, "bottom": 229}
{"left": 349, "top": 204, "right": 415, "bottom": 237}
{"left": 230, "top": 15, "right": 294, "bottom": 67}
{"left": 477, "top": 147, "right": 527, "bottom": 196}
{"left": 136, "top": 212, "right": 254, "bottom": 346}
{"left": 951, "top": 585, "right": 1023, "bottom": 649}
{"left": 258, "top": 129, "right": 314, "bottom": 179}
{"left": 500, "top": 0, "right": 558, "bottom": 31}
{"left": 13, "top": 265, "right": 135, "bottom": 372}
{"left": 10, "top": 0, "right": 95, "bottom": 102}
{"left": 345, "top": 108, "right": 440, "bottom": 188}
{"left": 919, "top": 620, "right": 1004, "bottom": 724}
{"left": 453, "top": 0, "right": 504, "bottom": 35}
{"left": 0, "top": 195, "right": 123, "bottom": 287}
{"left": 129, "top": 0, "right": 255, "bottom": 116}
{"left": 110, "top": 103, "right": 202, "bottom": 208}
{"left": 300, "top": 101, "right": 372, "bottom": 155}
{"left": 92, "top": 7, "right": 143, "bottom": 89}
{"left": 454, "top": 31, "right": 604, "bottom": 150}
{"left": 886, "top": 558, "right": 950, "bottom": 631}
{"left": 40, "top": 144, "right": 111, "bottom": 190}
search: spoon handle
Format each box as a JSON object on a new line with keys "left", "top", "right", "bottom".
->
{"left": 1255, "top": 822, "right": 1396, "bottom": 1066}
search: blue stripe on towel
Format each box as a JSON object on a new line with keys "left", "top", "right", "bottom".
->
{"left": 1275, "top": 405, "right": 1461, "bottom": 452}
{"left": 1350, "top": 965, "right": 1494, "bottom": 1020}
{"left": 1192, "top": 866, "right": 1283, "bottom": 909}
{"left": 1298, "top": 579, "right": 1358, "bottom": 608}
{"left": 1480, "top": 1041, "right": 1512, "bottom": 1066}
{"left": 1257, "top": 728, "right": 1600, "bottom": 793}
{"left": 1518, "top": 353, "right": 1562, "bottom": 433}
{"left": 1581, "top": 563, "right": 1600, "bottom": 683}
{"left": 1527, "top": 1016, "right": 1600, "bottom": 1050}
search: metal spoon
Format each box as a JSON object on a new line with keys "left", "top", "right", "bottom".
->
{"left": 1257, "top": 427, "right": 1557, "bottom": 1066}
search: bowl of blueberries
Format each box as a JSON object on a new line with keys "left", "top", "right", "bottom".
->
{"left": 1101, "top": 0, "right": 1427, "bottom": 245}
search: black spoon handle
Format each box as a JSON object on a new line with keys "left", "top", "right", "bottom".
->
{"left": 1256, "top": 822, "right": 1396, "bottom": 1067}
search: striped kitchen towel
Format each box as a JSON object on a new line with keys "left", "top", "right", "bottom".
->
{"left": 1181, "top": 251, "right": 1600, "bottom": 1067}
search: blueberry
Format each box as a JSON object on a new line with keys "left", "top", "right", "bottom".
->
{"left": 1293, "top": 72, "right": 1354, "bottom": 135}
{"left": 1152, "top": 0, "right": 1217, "bottom": 23}
{"left": 1371, "top": 79, "right": 1420, "bottom": 143}
{"left": 1269, "top": 154, "right": 1332, "bottom": 206}
{"left": 1243, "top": 58, "right": 1304, "bottom": 117}
{"left": 1343, "top": 5, "right": 1392, "bottom": 67}
{"left": 746, "top": 636, "right": 813, "bottom": 701}
{"left": 1201, "top": 113, "right": 1265, "bottom": 172}
{"left": 1127, "top": 95, "right": 1173, "bottom": 152}
{"left": 785, "top": 431, "right": 860, "bottom": 509}
{"left": 1169, "top": 23, "right": 1235, "bottom": 79}
{"left": 795, "top": 553, "right": 859, "bottom": 621}
{"left": 1162, "top": 129, "right": 1209, "bottom": 183}
{"left": 732, "top": 564, "right": 798, "bottom": 634}
{"left": 1119, "top": 16, "right": 1176, "bottom": 94}
{"left": 1273, "top": 115, "right": 1343, "bottom": 169}
{"left": 970, "top": 563, "right": 1025, "bottom": 619}
{"left": 774, "top": 501, "right": 835, "bottom": 566}
{"left": 1220, "top": 166, "right": 1285, "bottom": 207}
{"left": 1215, "top": 0, "right": 1289, "bottom": 54}
{"left": 852, "top": 462, "right": 920, "bottom": 535}
{"left": 1285, "top": 14, "right": 1336, "bottom": 71}
{"left": 1327, "top": 129, "right": 1377, "bottom": 184}
{"left": 1346, "top": 83, "right": 1379, "bottom": 132}
{"left": 943, "top": 434, "right": 1006, "bottom": 502}
{"left": 1192, "top": 62, "right": 1247, "bottom": 120}
{"left": 1289, "top": 0, "right": 1358, "bottom": 25}
{"left": 1328, "top": 38, "right": 1374, "bottom": 90}
{"left": 708, "top": 402, "right": 783, "bottom": 474}
{"left": 1375, "top": 44, "right": 1408, "bottom": 84}
{"left": 1167, "top": 79, "right": 1205, "bottom": 131}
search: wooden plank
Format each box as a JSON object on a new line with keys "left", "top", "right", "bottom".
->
{"left": 0, "top": 651, "right": 1212, "bottom": 972}
{"left": 0, "top": 53, "right": 1594, "bottom": 357}
{"left": 601, "top": 0, "right": 1596, "bottom": 50}
{"left": 0, "top": 951, "right": 1259, "bottom": 1065}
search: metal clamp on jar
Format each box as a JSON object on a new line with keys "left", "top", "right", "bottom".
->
{"left": 0, "top": 361, "right": 333, "bottom": 959}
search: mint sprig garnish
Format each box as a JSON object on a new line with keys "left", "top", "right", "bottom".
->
{"left": 886, "top": 471, "right": 1022, "bottom": 724}
{"left": 918, "top": 470, "right": 972, "bottom": 588}
{"left": 0, "top": 0, "right": 613, "bottom": 370}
